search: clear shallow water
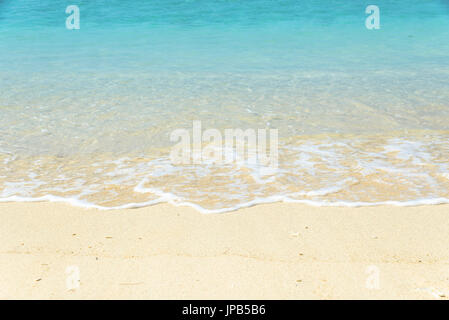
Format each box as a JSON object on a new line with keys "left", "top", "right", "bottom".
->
{"left": 0, "top": 0, "right": 448, "bottom": 212}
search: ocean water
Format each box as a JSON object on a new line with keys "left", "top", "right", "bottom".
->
{"left": 0, "top": 0, "right": 448, "bottom": 212}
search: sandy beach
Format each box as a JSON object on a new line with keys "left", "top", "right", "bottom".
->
{"left": 1, "top": 202, "right": 448, "bottom": 299}
{"left": 1, "top": 0, "right": 448, "bottom": 304}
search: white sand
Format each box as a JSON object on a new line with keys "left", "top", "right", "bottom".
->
{"left": 1, "top": 202, "right": 449, "bottom": 299}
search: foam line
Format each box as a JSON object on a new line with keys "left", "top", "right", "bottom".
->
{"left": 1, "top": 194, "right": 449, "bottom": 214}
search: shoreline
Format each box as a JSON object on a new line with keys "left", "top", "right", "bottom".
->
{"left": 1, "top": 202, "right": 449, "bottom": 299}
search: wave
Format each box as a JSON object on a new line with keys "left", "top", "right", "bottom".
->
{"left": 0, "top": 132, "right": 448, "bottom": 213}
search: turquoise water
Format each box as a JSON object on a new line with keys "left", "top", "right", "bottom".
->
{"left": 0, "top": 1, "right": 448, "bottom": 212}
{"left": 1, "top": 1, "right": 449, "bottom": 73}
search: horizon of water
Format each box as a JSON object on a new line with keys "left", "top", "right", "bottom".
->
{"left": 0, "top": 0, "right": 448, "bottom": 213}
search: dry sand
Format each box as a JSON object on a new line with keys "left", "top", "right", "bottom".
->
{"left": 1, "top": 202, "right": 449, "bottom": 299}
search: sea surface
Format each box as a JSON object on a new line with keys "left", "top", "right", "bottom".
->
{"left": 0, "top": 0, "right": 448, "bottom": 212}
